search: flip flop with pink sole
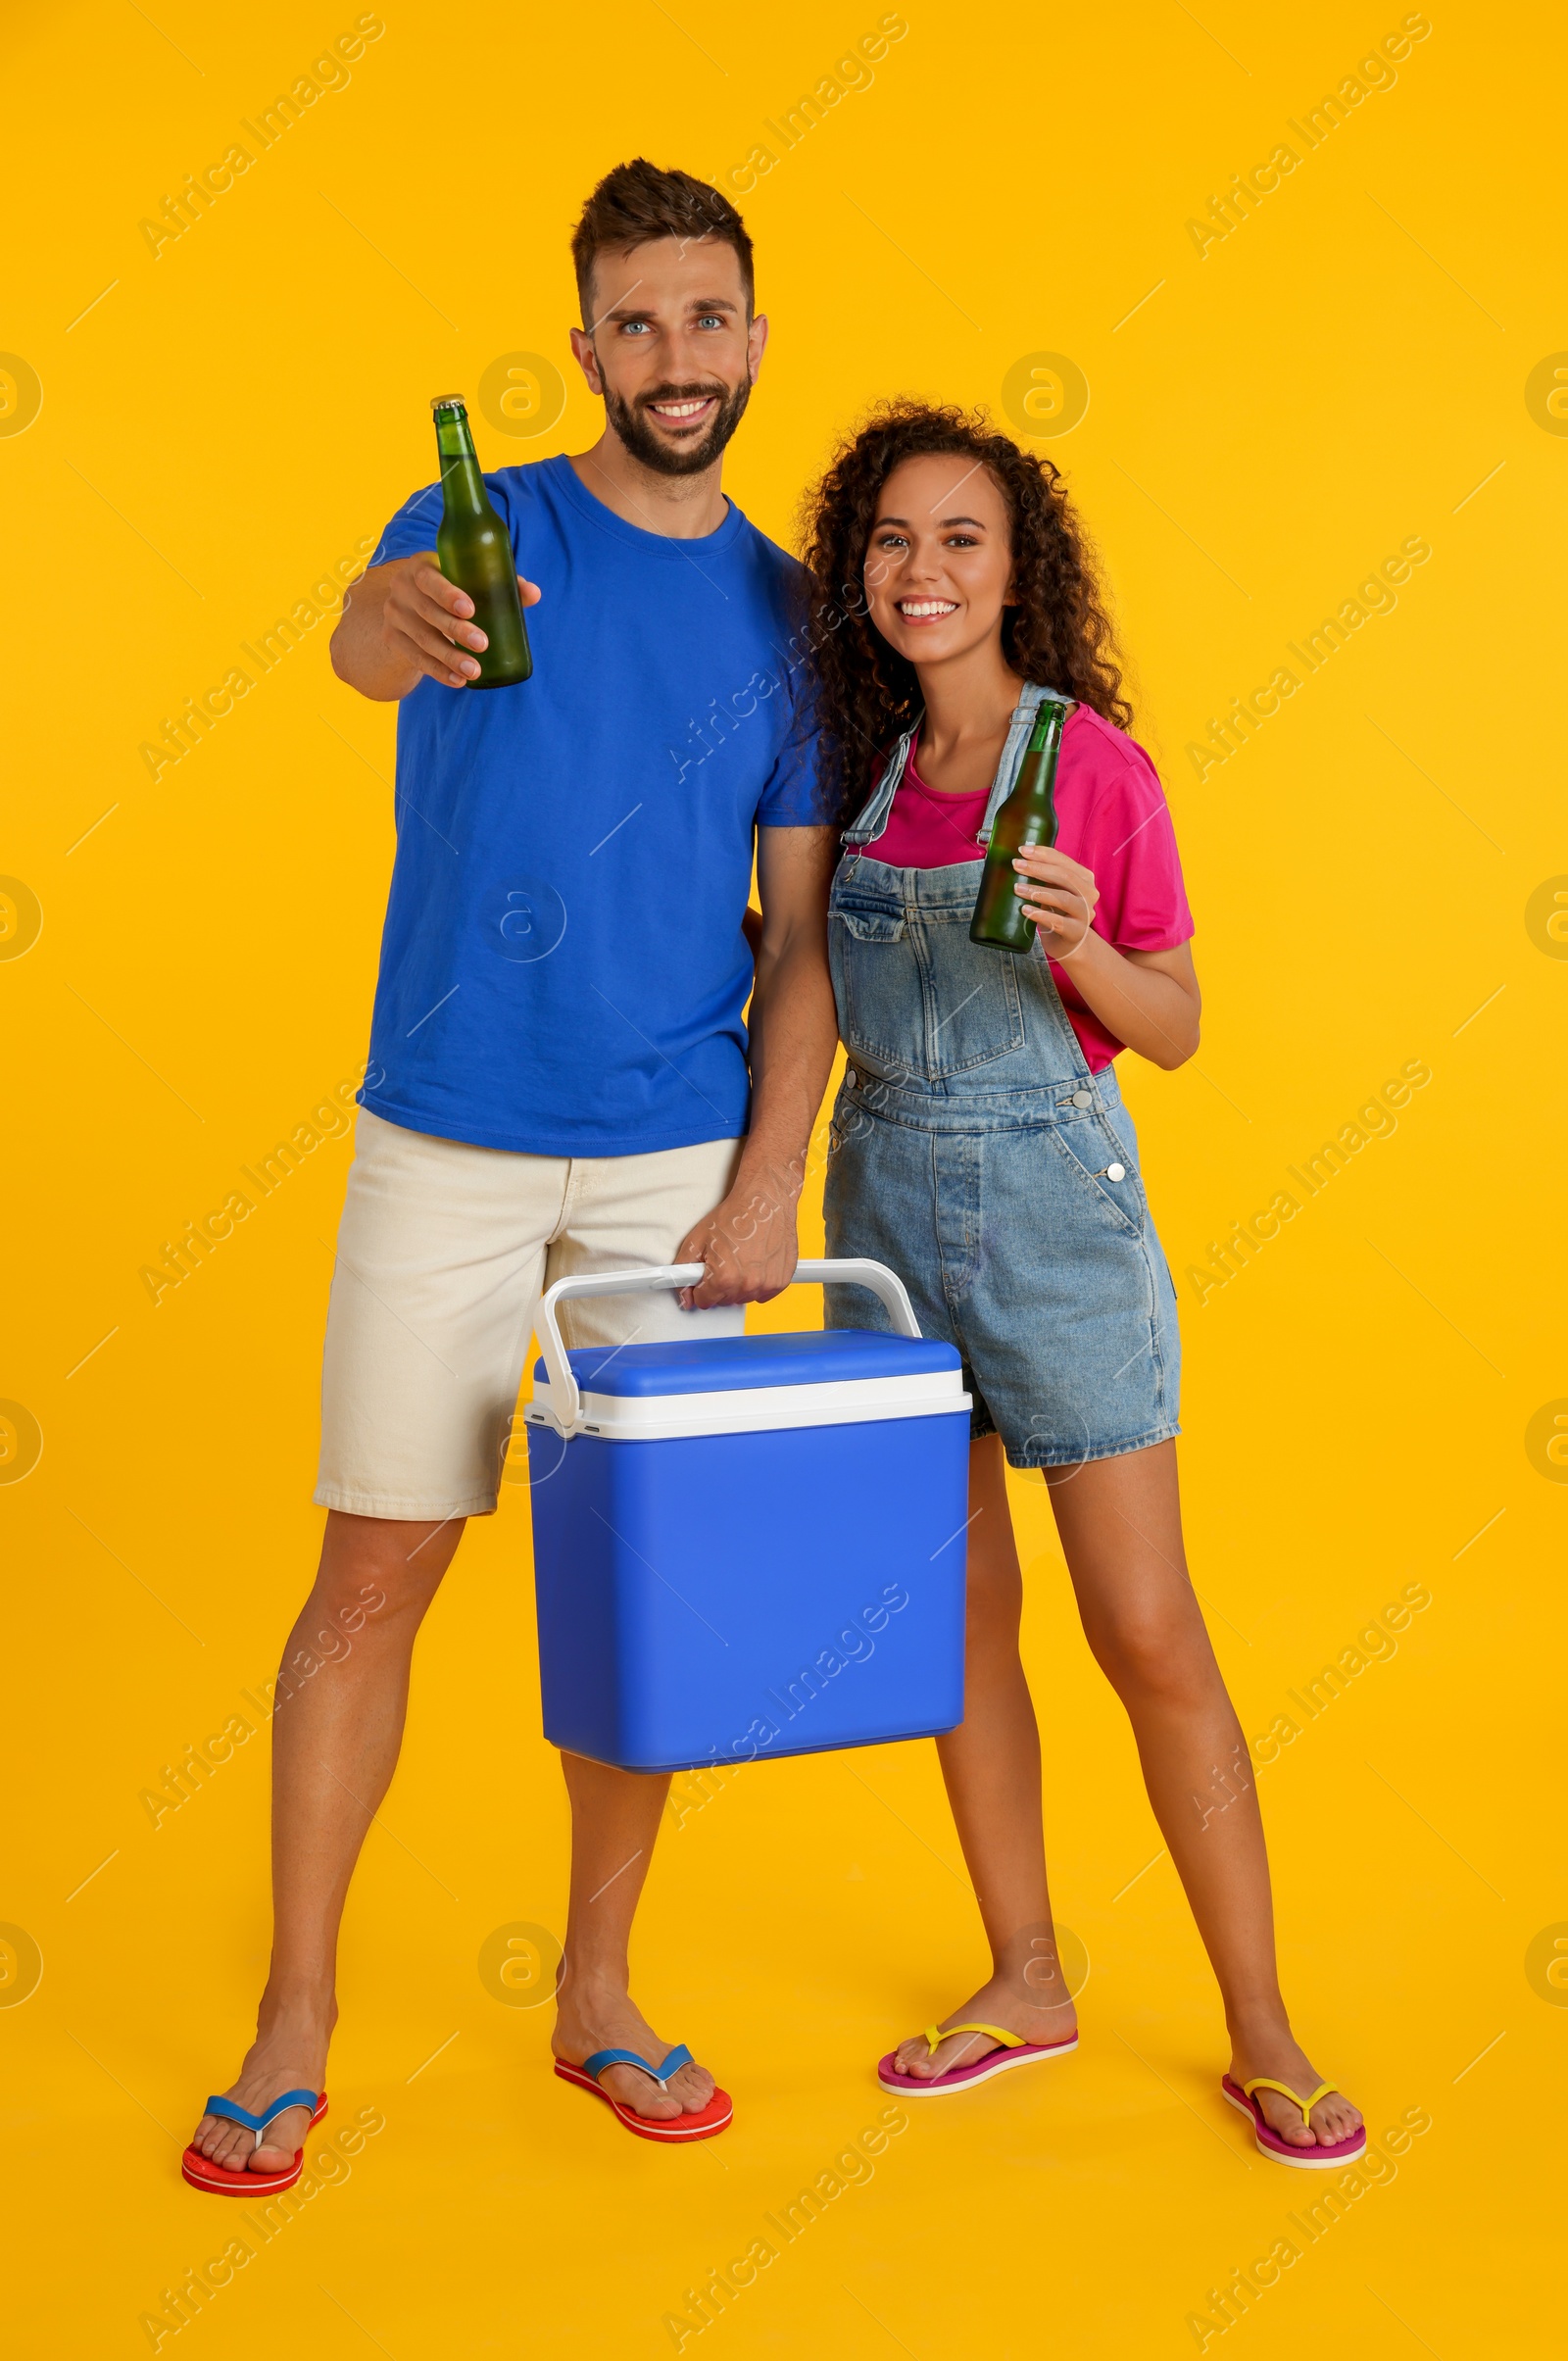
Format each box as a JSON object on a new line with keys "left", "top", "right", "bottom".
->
{"left": 878, "top": 2021, "right": 1078, "bottom": 2097}
{"left": 1221, "top": 2074, "right": 1366, "bottom": 2167}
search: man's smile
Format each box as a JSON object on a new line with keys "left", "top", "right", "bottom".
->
{"left": 645, "top": 394, "right": 720, "bottom": 425}
{"left": 604, "top": 367, "right": 751, "bottom": 479}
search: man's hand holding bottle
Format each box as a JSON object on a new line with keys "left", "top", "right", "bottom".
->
{"left": 333, "top": 395, "right": 540, "bottom": 699}
{"left": 332, "top": 556, "right": 543, "bottom": 701}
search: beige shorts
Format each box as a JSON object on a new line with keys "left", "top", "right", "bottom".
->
{"left": 315, "top": 1108, "right": 743, "bottom": 1519}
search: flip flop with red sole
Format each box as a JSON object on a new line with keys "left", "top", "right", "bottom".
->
{"left": 1221, "top": 2074, "right": 1366, "bottom": 2167}
{"left": 878, "top": 2020, "right": 1079, "bottom": 2097}
{"left": 181, "top": 2089, "right": 327, "bottom": 2194}
{"left": 556, "top": 2045, "right": 732, "bottom": 2141}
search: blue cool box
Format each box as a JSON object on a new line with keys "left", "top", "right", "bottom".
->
{"left": 524, "top": 1297, "right": 971, "bottom": 1777}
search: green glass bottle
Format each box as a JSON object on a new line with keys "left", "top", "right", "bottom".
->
{"left": 969, "top": 698, "right": 1074, "bottom": 952}
{"left": 430, "top": 396, "right": 532, "bottom": 688}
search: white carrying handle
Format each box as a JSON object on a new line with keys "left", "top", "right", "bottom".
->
{"left": 531, "top": 1256, "right": 922, "bottom": 1439}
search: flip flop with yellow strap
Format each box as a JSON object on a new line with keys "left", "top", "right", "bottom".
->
{"left": 1221, "top": 2073, "right": 1366, "bottom": 2167}
{"left": 877, "top": 2020, "right": 1078, "bottom": 2097}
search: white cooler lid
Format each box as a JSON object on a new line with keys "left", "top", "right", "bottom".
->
{"left": 525, "top": 1328, "right": 969, "bottom": 1442}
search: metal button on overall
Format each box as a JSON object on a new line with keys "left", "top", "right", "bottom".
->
{"left": 1071, "top": 1090, "right": 1093, "bottom": 1107}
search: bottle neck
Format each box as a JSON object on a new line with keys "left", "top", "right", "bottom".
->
{"left": 1024, "top": 703, "right": 1061, "bottom": 757}
{"left": 435, "top": 412, "right": 487, "bottom": 516}
{"left": 1005, "top": 705, "right": 1063, "bottom": 798}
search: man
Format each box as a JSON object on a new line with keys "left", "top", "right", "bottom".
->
{"left": 186, "top": 160, "right": 839, "bottom": 2177}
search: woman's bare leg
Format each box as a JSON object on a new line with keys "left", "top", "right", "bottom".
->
{"left": 893, "top": 1437, "right": 1079, "bottom": 2080}
{"left": 1046, "top": 1439, "right": 1361, "bottom": 2149}
{"left": 899, "top": 1436, "right": 1361, "bottom": 2148}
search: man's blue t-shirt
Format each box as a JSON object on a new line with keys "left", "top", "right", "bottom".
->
{"left": 360, "top": 454, "right": 831, "bottom": 1156}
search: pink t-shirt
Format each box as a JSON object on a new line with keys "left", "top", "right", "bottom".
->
{"left": 864, "top": 705, "right": 1193, "bottom": 1071}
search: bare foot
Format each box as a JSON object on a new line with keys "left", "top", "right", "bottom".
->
{"left": 187, "top": 1998, "right": 335, "bottom": 2176}
{"left": 893, "top": 1967, "right": 1078, "bottom": 2082}
{"left": 1228, "top": 2022, "right": 1363, "bottom": 2149}
{"left": 553, "top": 1972, "right": 716, "bottom": 2120}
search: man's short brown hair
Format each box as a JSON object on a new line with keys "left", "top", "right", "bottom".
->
{"left": 570, "top": 159, "right": 755, "bottom": 322}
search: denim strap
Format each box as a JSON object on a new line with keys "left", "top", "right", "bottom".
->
{"left": 976, "top": 683, "right": 1073, "bottom": 847}
{"left": 842, "top": 720, "right": 919, "bottom": 848}
{"left": 842, "top": 685, "right": 1072, "bottom": 854}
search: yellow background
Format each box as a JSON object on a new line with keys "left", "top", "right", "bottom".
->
{"left": 3, "top": 2, "right": 1563, "bottom": 2352}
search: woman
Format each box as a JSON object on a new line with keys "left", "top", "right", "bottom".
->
{"left": 800, "top": 403, "right": 1363, "bottom": 2165}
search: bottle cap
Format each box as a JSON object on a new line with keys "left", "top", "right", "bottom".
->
{"left": 430, "top": 394, "right": 467, "bottom": 411}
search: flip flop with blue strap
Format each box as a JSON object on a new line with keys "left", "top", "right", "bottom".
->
{"left": 555, "top": 2045, "right": 732, "bottom": 2141}
{"left": 181, "top": 2088, "right": 327, "bottom": 2194}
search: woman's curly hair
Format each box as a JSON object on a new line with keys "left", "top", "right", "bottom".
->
{"left": 798, "top": 401, "right": 1132, "bottom": 816}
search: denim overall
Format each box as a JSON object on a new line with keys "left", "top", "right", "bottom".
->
{"left": 823, "top": 684, "right": 1180, "bottom": 1467}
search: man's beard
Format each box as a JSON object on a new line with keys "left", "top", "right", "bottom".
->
{"left": 603, "top": 376, "right": 752, "bottom": 476}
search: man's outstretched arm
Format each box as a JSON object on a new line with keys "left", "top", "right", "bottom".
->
{"left": 677, "top": 824, "right": 840, "bottom": 1308}
{"left": 330, "top": 555, "right": 542, "bottom": 701}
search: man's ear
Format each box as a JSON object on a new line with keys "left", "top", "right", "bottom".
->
{"left": 568, "top": 324, "right": 604, "bottom": 396}
{"left": 747, "top": 312, "right": 769, "bottom": 384}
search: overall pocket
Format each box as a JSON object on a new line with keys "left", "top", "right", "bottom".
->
{"left": 829, "top": 903, "right": 920, "bottom": 1077}
{"left": 1046, "top": 1105, "right": 1147, "bottom": 1238}
{"left": 831, "top": 865, "right": 1035, "bottom": 1083}
{"left": 913, "top": 903, "right": 1027, "bottom": 1077}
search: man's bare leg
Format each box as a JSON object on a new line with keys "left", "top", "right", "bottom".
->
{"left": 187, "top": 1510, "right": 465, "bottom": 2175}
{"left": 551, "top": 1754, "right": 716, "bottom": 2119}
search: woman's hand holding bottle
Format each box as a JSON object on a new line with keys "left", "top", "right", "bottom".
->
{"left": 1010, "top": 845, "right": 1099, "bottom": 959}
